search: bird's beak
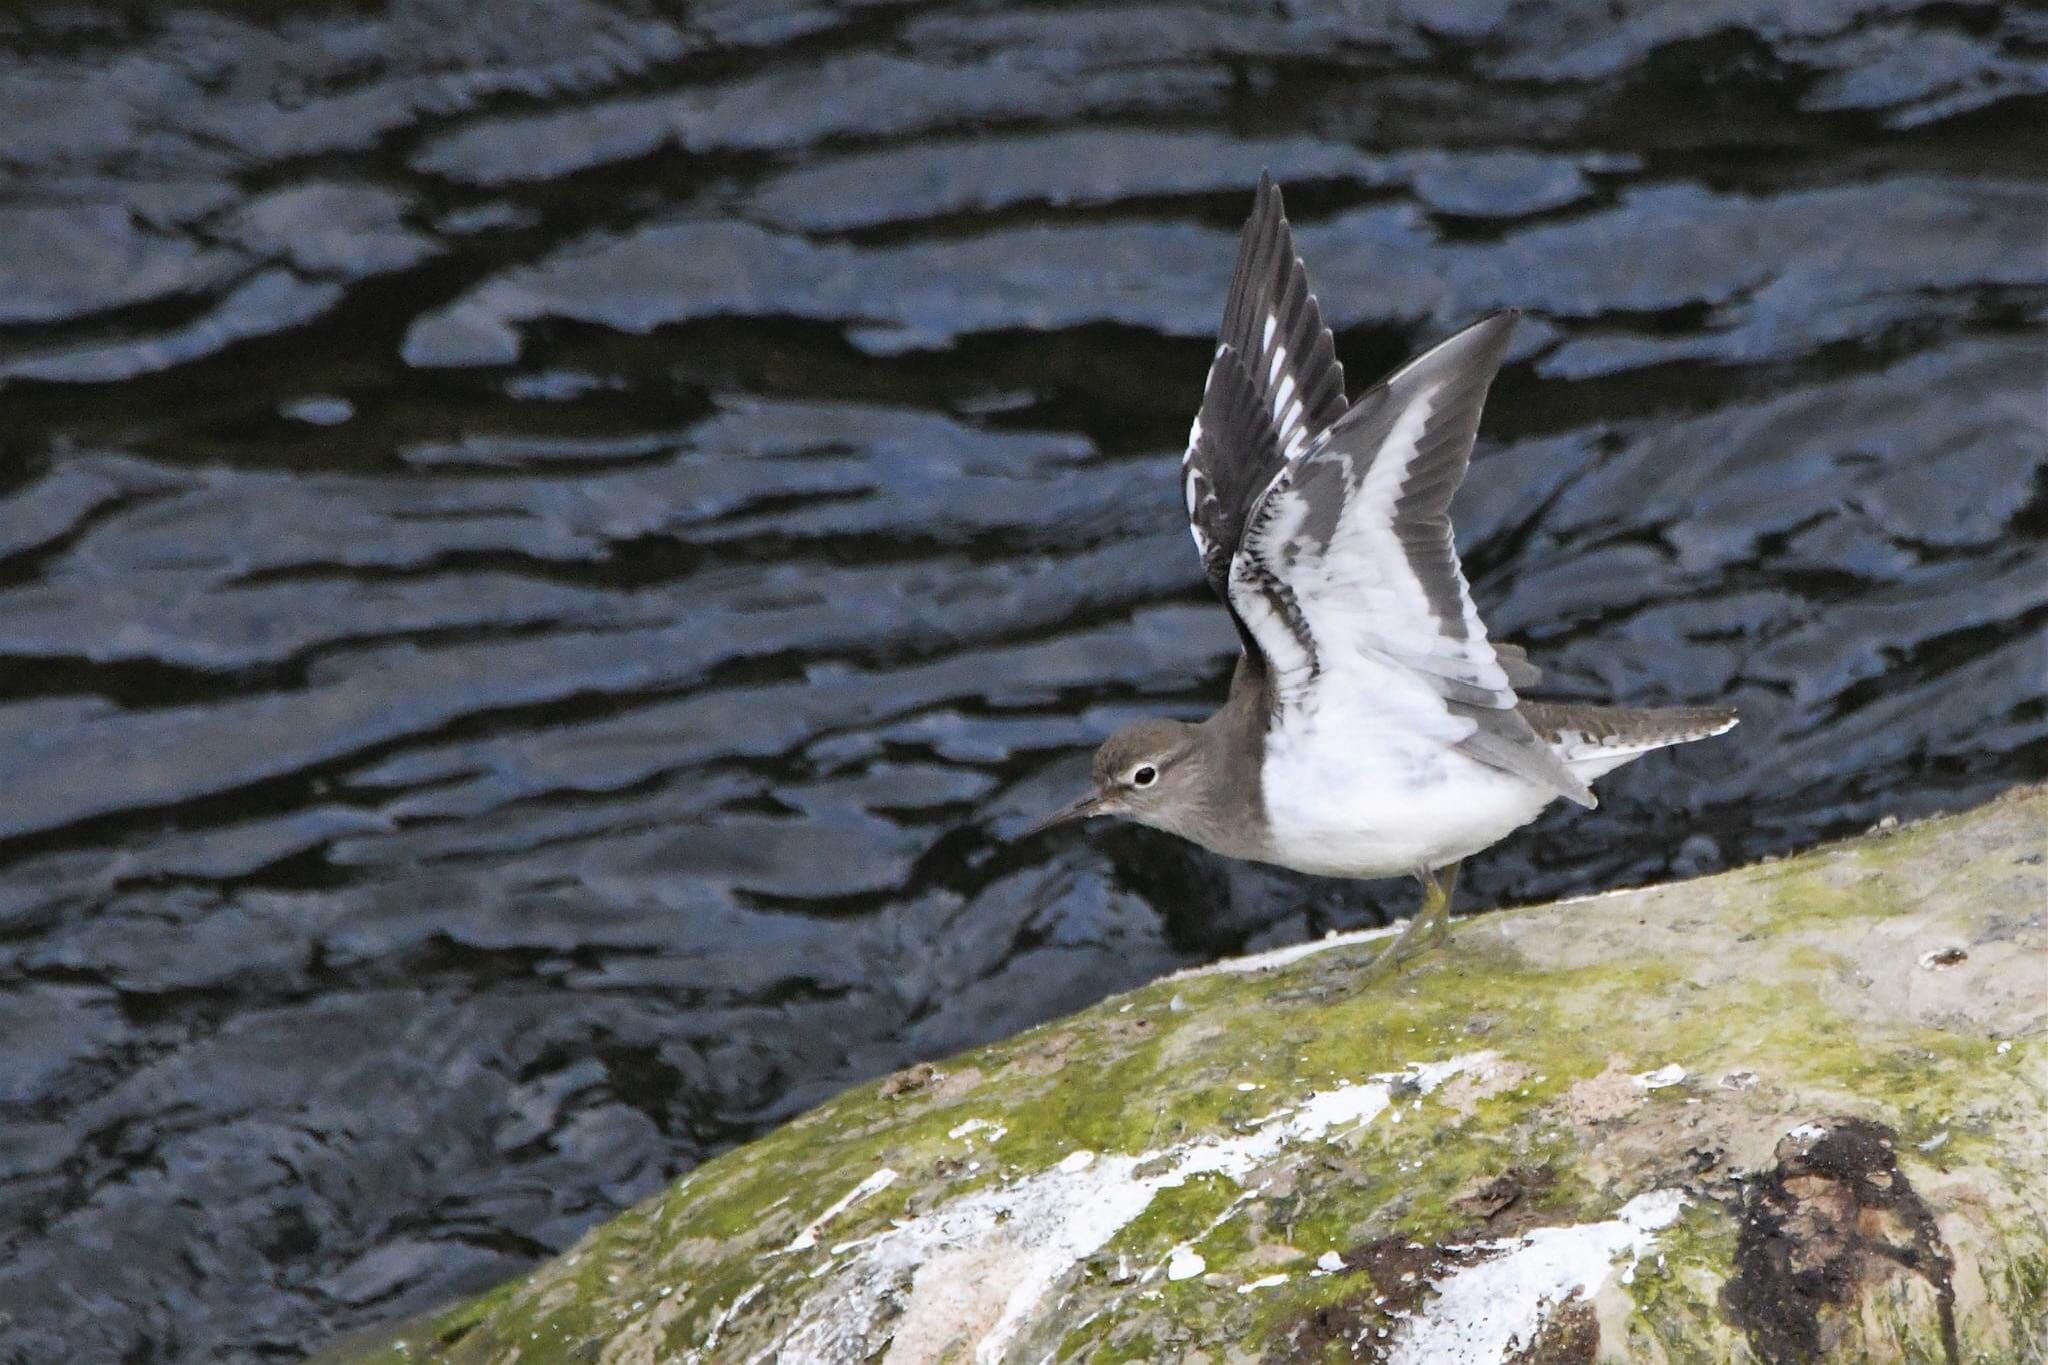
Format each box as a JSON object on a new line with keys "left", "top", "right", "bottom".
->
{"left": 1014, "top": 786, "right": 1111, "bottom": 840}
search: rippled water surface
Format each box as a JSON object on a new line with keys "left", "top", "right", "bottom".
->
{"left": 1, "top": 1, "right": 2043, "bottom": 1359}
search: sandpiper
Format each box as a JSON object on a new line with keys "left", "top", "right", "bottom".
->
{"left": 1023, "top": 174, "right": 1736, "bottom": 967}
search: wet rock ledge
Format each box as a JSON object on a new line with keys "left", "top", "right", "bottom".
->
{"left": 324, "top": 790, "right": 2047, "bottom": 1363}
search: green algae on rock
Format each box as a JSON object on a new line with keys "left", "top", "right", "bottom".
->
{"left": 320, "top": 788, "right": 2048, "bottom": 1363}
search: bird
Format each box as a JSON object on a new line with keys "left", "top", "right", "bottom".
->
{"left": 1020, "top": 173, "right": 1736, "bottom": 969}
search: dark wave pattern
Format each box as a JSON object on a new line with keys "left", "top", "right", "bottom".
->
{"left": 1, "top": 1, "right": 2043, "bottom": 1359}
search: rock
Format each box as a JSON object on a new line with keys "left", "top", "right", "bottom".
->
{"left": 316, "top": 787, "right": 2048, "bottom": 1363}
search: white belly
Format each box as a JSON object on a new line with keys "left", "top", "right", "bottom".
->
{"left": 1259, "top": 722, "right": 1556, "bottom": 878}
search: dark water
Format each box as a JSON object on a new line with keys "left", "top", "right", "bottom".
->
{"left": 0, "top": 1, "right": 2043, "bottom": 1359}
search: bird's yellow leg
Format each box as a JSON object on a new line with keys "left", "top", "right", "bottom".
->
{"left": 1417, "top": 860, "right": 1459, "bottom": 947}
{"left": 1359, "top": 861, "right": 1461, "bottom": 981}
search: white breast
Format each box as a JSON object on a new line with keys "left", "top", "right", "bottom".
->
{"left": 1259, "top": 713, "right": 1557, "bottom": 878}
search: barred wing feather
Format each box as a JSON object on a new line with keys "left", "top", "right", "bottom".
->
{"left": 1181, "top": 172, "right": 1347, "bottom": 608}
{"left": 1227, "top": 311, "right": 1595, "bottom": 808}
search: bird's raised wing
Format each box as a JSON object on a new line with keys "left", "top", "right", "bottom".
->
{"left": 1228, "top": 310, "right": 1595, "bottom": 807}
{"left": 1181, "top": 173, "right": 1348, "bottom": 614}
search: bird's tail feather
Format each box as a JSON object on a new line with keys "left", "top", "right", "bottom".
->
{"left": 1518, "top": 701, "right": 1737, "bottom": 777}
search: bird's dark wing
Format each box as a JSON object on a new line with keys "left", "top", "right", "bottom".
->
{"left": 1181, "top": 173, "right": 1348, "bottom": 612}
{"left": 1229, "top": 310, "right": 1595, "bottom": 808}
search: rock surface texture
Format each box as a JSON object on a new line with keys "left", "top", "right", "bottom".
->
{"left": 324, "top": 789, "right": 2048, "bottom": 1363}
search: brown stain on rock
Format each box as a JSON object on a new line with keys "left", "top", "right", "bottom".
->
{"left": 1265, "top": 1164, "right": 1569, "bottom": 1362}
{"left": 1451, "top": 1164, "right": 1556, "bottom": 1225}
{"left": 1721, "top": 1117, "right": 1959, "bottom": 1364}
{"left": 1262, "top": 1241, "right": 1437, "bottom": 1362}
{"left": 1349, "top": 1235, "right": 1473, "bottom": 1320}
{"left": 877, "top": 1061, "right": 939, "bottom": 1099}
{"left": 1269, "top": 1296, "right": 1387, "bottom": 1363}
{"left": 1266, "top": 1231, "right": 1522, "bottom": 1362}
{"left": 1505, "top": 1293, "right": 1600, "bottom": 1364}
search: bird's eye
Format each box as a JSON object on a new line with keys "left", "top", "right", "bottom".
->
{"left": 1131, "top": 764, "right": 1158, "bottom": 788}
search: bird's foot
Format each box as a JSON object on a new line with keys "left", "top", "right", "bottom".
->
{"left": 1357, "top": 862, "right": 1460, "bottom": 983}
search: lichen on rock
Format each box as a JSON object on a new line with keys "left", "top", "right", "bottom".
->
{"left": 320, "top": 788, "right": 2048, "bottom": 1363}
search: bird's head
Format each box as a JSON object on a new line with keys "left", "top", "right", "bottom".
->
{"left": 1017, "top": 718, "right": 1203, "bottom": 839}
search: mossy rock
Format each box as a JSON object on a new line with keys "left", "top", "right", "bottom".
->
{"left": 320, "top": 788, "right": 2048, "bottom": 1363}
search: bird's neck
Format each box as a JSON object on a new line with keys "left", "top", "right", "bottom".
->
{"left": 1174, "top": 654, "right": 1276, "bottom": 861}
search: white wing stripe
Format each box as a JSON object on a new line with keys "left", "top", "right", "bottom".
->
{"left": 1277, "top": 396, "right": 1307, "bottom": 456}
